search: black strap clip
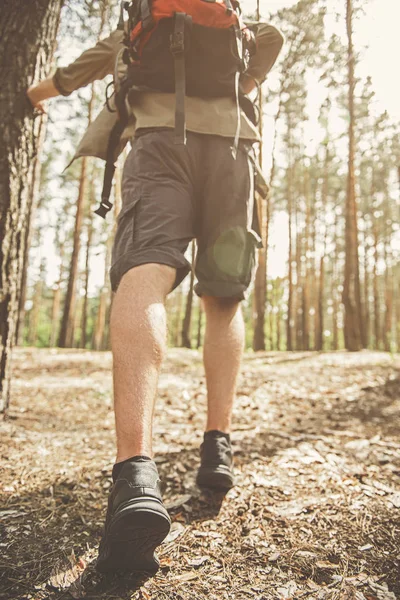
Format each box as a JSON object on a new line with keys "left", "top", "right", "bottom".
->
{"left": 170, "top": 32, "right": 185, "bottom": 55}
{"left": 94, "top": 200, "right": 114, "bottom": 219}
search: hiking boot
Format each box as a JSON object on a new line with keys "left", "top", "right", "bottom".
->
{"left": 196, "top": 430, "right": 234, "bottom": 491}
{"left": 96, "top": 457, "right": 171, "bottom": 574}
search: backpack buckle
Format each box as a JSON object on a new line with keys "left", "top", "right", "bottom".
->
{"left": 170, "top": 31, "right": 185, "bottom": 55}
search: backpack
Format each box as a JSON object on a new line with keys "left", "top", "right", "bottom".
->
{"left": 95, "top": 0, "right": 257, "bottom": 218}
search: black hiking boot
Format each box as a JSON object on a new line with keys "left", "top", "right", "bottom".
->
{"left": 196, "top": 430, "right": 234, "bottom": 491}
{"left": 96, "top": 457, "right": 171, "bottom": 574}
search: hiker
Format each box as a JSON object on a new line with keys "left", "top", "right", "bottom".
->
{"left": 27, "top": 1, "right": 284, "bottom": 574}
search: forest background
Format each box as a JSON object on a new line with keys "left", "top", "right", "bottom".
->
{"left": 12, "top": 0, "right": 400, "bottom": 358}
{"left": 1, "top": 2, "right": 400, "bottom": 598}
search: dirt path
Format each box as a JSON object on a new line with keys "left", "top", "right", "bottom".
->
{"left": 1, "top": 349, "right": 399, "bottom": 600}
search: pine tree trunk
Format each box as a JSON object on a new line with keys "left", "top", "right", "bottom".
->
{"left": 373, "top": 218, "right": 380, "bottom": 349}
{"left": 363, "top": 225, "right": 370, "bottom": 348}
{"left": 50, "top": 243, "right": 64, "bottom": 347}
{"left": 27, "top": 261, "right": 45, "bottom": 346}
{"left": 302, "top": 169, "right": 311, "bottom": 351}
{"left": 342, "top": 0, "right": 364, "bottom": 351}
{"left": 252, "top": 78, "right": 266, "bottom": 352}
{"left": 197, "top": 297, "right": 203, "bottom": 349}
{"left": 58, "top": 157, "right": 87, "bottom": 347}
{"left": 80, "top": 166, "right": 96, "bottom": 350}
{"left": 295, "top": 204, "right": 302, "bottom": 351}
{"left": 58, "top": 2, "right": 106, "bottom": 348}
{"left": 51, "top": 285, "right": 62, "bottom": 347}
{"left": 276, "top": 279, "right": 282, "bottom": 351}
{"left": 181, "top": 242, "right": 195, "bottom": 348}
{"left": 172, "top": 289, "right": 183, "bottom": 347}
{"left": 286, "top": 134, "right": 294, "bottom": 351}
{"left": 15, "top": 114, "right": 47, "bottom": 346}
{"left": 80, "top": 216, "right": 93, "bottom": 349}
{"left": 316, "top": 253, "right": 325, "bottom": 352}
{"left": 332, "top": 211, "right": 339, "bottom": 351}
{"left": 0, "top": 0, "right": 63, "bottom": 414}
{"left": 93, "top": 230, "right": 113, "bottom": 351}
{"left": 316, "top": 148, "right": 328, "bottom": 351}
{"left": 383, "top": 236, "right": 393, "bottom": 352}
{"left": 252, "top": 241, "right": 266, "bottom": 350}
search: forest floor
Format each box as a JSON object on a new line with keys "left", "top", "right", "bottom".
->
{"left": 0, "top": 348, "right": 399, "bottom": 600}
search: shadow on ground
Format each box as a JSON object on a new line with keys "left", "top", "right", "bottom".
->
{"left": 1, "top": 349, "right": 399, "bottom": 599}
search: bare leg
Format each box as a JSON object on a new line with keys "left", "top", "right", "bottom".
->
{"left": 110, "top": 263, "right": 176, "bottom": 462}
{"left": 202, "top": 296, "right": 245, "bottom": 433}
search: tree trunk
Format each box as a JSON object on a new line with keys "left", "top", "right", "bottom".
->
{"left": 0, "top": 0, "right": 63, "bottom": 414}
{"left": 58, "top": 157, "right": 88, "bottom": 347}
{"left": 80, "top": 166, "right": 96, "bottom": 349}
{"left": 15, "top": 114, "right": 48, "bottom": 347}
{"left": 58, "top": 1, "right": 106, "bottom": 348}
{"left": 276, "top": 279, "right": 282, "bottom": 351}
{"left": 252, "top": 66, "right": 267, "bottom": 352}
{"left": 363, "top": 223, "right": 370, "bottom": 348}
{"left": 332, "top": 210, "right": 339, "bottom": 351}
{"left": 342, "top": 0, "right": 364, "bottom": 351}
{"left": 302, "top": 168, "right": 311, "bottom": 351}
{"left": 316, "top": 252, "right": 325, "bottom": 352}
{"left": 383, "top": 227, "right": 393, "bottom": 352}
{"left": 27, "top": 261, "right": 45, "bottom": 346}
{"left": 286, "top": 131, "right": 294, "bottom": 352}
{"left": 252, "top": 240, "right": 266, "bottom": 351}
{"left": 80, "top": 216, "right": 93, "bottom": 349}
{"left": 373, "top": 217, "right": 380, "bottom": 349}
{"left": 181, "top": 242, "right": 196, "bottom": 348}
{"left": 50, "top": 242, "right": 64, "bottom": 347}
{"left": 196, "top": 297, "right": 203, "bottom": 349}
{"left": 93, "top": 229, "right": 113, "bottom": 351}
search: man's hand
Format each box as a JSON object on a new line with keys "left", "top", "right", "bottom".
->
{"left": 26, "top": 77, "right": 60, "bottom": 113}
{"left": 27, "top": 85, "right": 47, "bottom": 113}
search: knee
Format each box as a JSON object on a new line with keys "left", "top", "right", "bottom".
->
{"left": 119, "top": 263, "right": 177, "bottom": 298}
{"left": 202, "top": 295, "right": 241, "bottom": 316}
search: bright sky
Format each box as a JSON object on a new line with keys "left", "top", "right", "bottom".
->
{"left": 256, "top": 0, "right": 400, "bottom": 278}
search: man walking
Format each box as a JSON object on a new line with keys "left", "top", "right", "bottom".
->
{"left": 27, "top": 2, "right": 284, "bottom": 574}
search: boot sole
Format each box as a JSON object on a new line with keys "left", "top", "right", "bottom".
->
{"left": 96, "top": 499, "right": 171, "bottom": 574}
{"left": 196, "top": 465, "right": 234, "bottom": 491}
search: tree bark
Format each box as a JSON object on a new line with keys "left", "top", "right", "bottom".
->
{"left": 342, "top": 0, "right": 364, "bottom": 351}
{"left": 0, "top": 0, "right": 63, "bottom": 414}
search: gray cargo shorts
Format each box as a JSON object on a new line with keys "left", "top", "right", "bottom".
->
{"left": 110, "top": 129, "right": 263, "bottom": 300}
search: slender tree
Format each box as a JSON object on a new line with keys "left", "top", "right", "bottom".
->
{"left": 182, "top": 242, "right": 196, "bottom": 348}
{"left": 58, "top": 4, "right": 107, "bottom": 347}
{"left": 342, "top": 0, "right": 364, "bottom": 350}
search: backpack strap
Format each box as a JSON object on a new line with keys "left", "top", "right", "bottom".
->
{"left": 140, "top": 0, "right": 153, "bottom": 30}
{"left": 224, "top": 0, "right": 234, "bottom": 16}
{"left": 95, "top": 78, "right": 132, "bottom": 219}
{"left": 170, "top": 12, "right": 191, "bottom": 145}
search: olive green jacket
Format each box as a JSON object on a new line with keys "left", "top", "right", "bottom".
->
{"left": 53, "top": 22, "right": 284, "bottom": 163}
